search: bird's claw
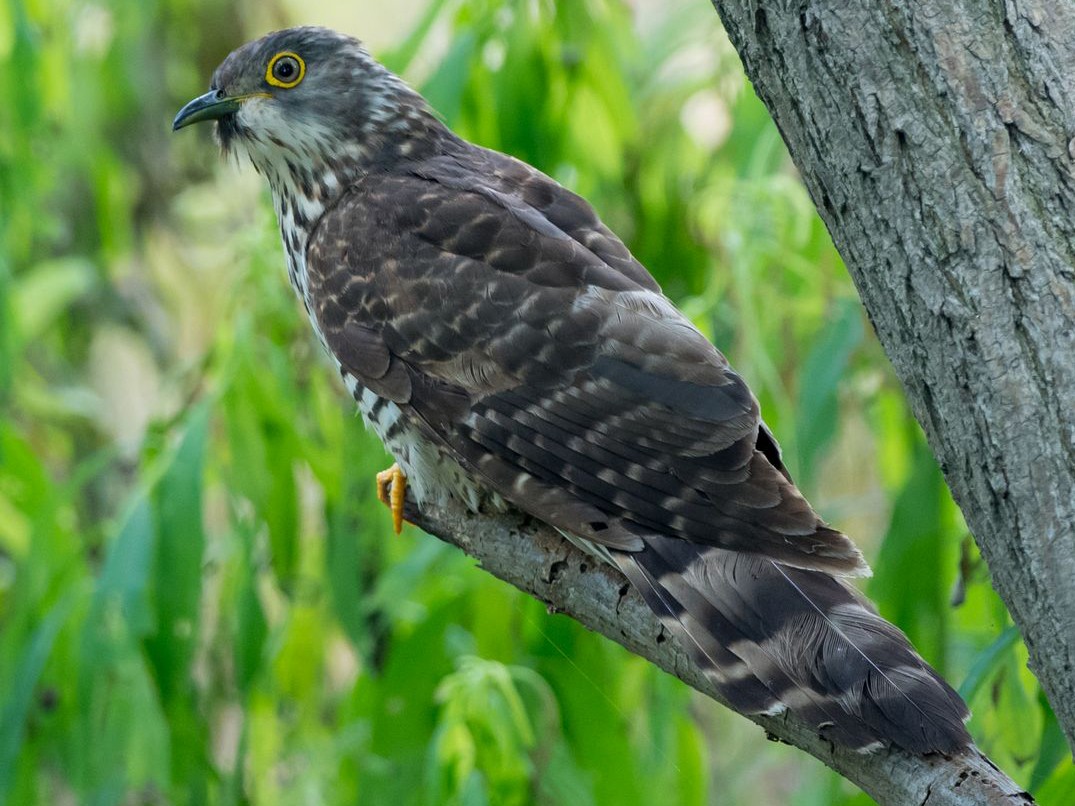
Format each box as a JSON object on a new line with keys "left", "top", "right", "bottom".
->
{"left": 376, "top": 463, "right": 408, "bottom": 535}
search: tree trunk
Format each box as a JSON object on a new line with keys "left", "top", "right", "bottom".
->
{"left": 707, "top": 0, "right": 1075, "bottom": 752}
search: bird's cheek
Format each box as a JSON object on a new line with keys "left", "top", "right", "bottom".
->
{"left": 235, "top": 97, "right": 278, "bottom": 133}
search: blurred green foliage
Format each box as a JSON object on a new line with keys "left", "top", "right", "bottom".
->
{"left": 1, "top": 0, "right": 1072, "bottom": 804}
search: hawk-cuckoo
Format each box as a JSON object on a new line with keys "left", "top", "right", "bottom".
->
{"left": 175, "top": 26, "right": 971, "bottom": 754}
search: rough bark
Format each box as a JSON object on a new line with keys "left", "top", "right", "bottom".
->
{"left": 706, "top": 0, "right": 1075, "bottom": 753}
{"left": 408, "top": 497, "right": 1031, "bottom": 805}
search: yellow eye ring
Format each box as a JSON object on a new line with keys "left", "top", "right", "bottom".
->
{"left": 266, "top": 52, "right": 305, "bottom": 88}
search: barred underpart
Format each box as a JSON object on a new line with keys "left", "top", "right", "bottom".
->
{"left": 197, "top": 25, "right": 973, "bottom": 755}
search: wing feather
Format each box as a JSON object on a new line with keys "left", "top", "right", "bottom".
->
{"left": 306, "top": 156, "right": 865, "bottom": 574}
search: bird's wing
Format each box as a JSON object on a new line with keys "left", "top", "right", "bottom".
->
{"left": 305, "top": 153, "right": 866, "bottom": 575}
{"left": 304, "top": 149, "right": 973, "bottom": 754}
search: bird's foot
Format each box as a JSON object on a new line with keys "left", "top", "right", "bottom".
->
{"left": 376, "top": 463, "right": 408, "bottom": 535}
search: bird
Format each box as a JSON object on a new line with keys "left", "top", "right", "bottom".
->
{"left": 174, "top": 25, "right": 971, "bottom": 755}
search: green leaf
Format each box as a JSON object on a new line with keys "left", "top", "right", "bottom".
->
{"left": 0, "top": 594, "right": 73, "bottom": 802}
{"left": 869, "top": 438, "right": 953, "bottom": 666}
{"left": 142, "top": 404, "right": 213, "bottom": 802}
{"left": 222, "top": 358, "right": 300, "bottom": 590}
{"left": 93, "top": 496, "right": 157, "bottom": 638}
{"left": 420, "top": 30, "right": 478, "bottom": 125}
{"left": 0, "top": 254, "right": 14, "bottom": 402}
{"left": 145, "top": 402, "right": 209, "bottom": 703}
{"left": 263, "top": 430, "right": 299, "bottom": 588}
{"left": 1029, "top": 694, "right": 1068, "bottom": 792}
{"left": 324, "top": 420, "right": 391, "bottom": 661}
{"left": 958, "top": 625, "right": 1020, "bottom": 703}
{"left": 1035, "top": 759, "right": 1075, "bottom": 805}
{"left": 235, "top": 548, "right": 267, "bottom": 696}
{"left": 795, "top": 297, "right": 863, "bottom": 488}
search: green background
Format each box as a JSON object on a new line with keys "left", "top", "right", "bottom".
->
{"left": 1, "top": 0, "right": 1071, "bottom": 803}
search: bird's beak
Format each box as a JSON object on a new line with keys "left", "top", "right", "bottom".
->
{"left": 173, "top": 89, "right": 250, "bottom": 131}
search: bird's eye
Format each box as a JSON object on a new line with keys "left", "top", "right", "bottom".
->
{"left": 266, "top": 52, "right": 305, "bottom": 88}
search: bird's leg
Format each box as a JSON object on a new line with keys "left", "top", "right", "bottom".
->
{"left": 375, "top": 463, "right": 408, "bottom": 535}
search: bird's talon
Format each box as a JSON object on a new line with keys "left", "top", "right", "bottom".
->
{"left": 376, "top": 463, "right": 407, "bottom": 535}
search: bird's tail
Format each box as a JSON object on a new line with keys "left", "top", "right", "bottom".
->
{"left": 614, "top": 534, "right": 971, "bottom": 754}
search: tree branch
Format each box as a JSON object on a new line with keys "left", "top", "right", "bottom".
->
{"left": 707, "top": 0, "right": 1075, "bottom": 752}
{"left": 408, "top": 496, "right": 1031, "bottom": 806}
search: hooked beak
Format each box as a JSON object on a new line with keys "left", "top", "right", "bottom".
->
{"left": 173, "top": 89, "right": 264, "bottom": 131}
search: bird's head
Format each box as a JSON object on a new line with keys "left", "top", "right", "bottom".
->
{"left": 174, "top": 27, "right": 438, "bottom": 185}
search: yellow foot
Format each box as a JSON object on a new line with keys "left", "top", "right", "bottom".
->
{"left": 375, "top": 463, "right": 408, "bottom": 535}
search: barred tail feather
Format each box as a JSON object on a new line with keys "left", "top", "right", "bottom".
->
{"left": 614, "top": 534, "right": 971, "bottom": 754}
